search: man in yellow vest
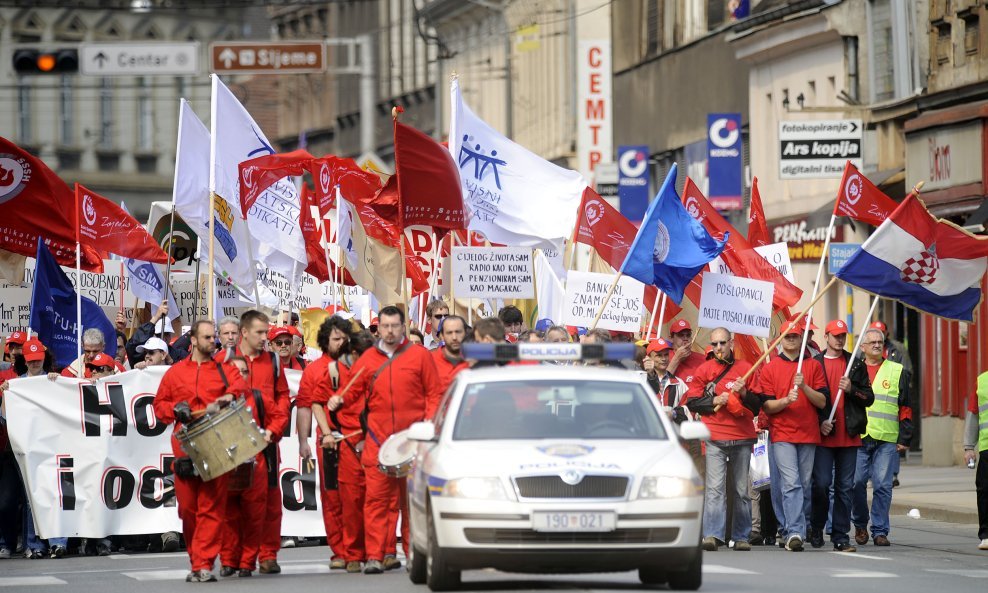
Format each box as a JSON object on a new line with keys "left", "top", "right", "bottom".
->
{"left": 851, "top": 327, "right": 912, "bottom": 547}
{"left": 962, "top": 370, "right": 988, "bottom": 551}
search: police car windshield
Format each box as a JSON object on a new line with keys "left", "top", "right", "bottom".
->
{"left": 452, "top": 380, "right": 667, "bottom": 441}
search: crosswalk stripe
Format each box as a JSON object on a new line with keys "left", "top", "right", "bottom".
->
{"left": 831, "top": 552, "right": 891, "bottom": 561}
{"left": 702, "top": 564, "right": 758, "bottom": 575}
{"left": 122, "top": 570, "right": 190, "bottom": 581}
{"left": 0, "top": 577, "right": 67, "bottom": 587}
{"left": 109, "top": 552, "right": 187, "bottom": 560}
{"left": 832, "top": 570, "right": 897, "bottom": 578}
{"left": 278, "top": 563, "right": 331, "bottom": 575}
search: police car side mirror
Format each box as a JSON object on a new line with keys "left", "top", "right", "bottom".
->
{"left": 407, "top": 421, "right": 437, "bottom": 442}
{"left": 678, "top": 421, "right": 710, "bottom": 441}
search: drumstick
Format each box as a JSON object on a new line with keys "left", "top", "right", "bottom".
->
{"left": 333, "top": 366, "right": 366, "bottom": 403}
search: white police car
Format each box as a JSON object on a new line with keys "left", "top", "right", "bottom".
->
{"left": 405, "top": 342, "right": 709, "bottom": 591}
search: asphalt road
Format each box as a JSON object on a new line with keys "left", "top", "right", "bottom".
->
{"left": 1, "top": 516, "right": 985, "bottom": 593}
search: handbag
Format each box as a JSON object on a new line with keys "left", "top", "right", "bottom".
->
{"left": 750, "top": 431, "right": 771, "bottom": 491}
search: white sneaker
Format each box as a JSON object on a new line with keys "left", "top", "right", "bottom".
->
{"left": 785, "top": 534, "right": 804, "bottom": 552}
{"left": 979, "top": 538, "right": 988, "bottom": 550}
{"left": 0, "top": 547, "right": 10, "bottom": 559}
{"left": 280, "top": 537, "right": 296, "bottom": 549}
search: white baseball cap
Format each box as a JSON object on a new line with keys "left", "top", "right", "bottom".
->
{"left": 137, "top": 337, "right": 169, "bottom": 353}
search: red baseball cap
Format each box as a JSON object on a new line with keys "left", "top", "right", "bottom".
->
{"left": 86, "top": 353, "right": 116, "bottom": 369}
{"left": 670, "top": 319, "right": 692, "bottom": 334}
{"left": 869, "top": 321, "right": 887, "bottom": 334}
{"left": 782, "top": 320, "right": 805, "bottom": 336}
{"left": 646, "top": 338, "right": 674, "bottom": 355}
{"left": 267, "top": 326, "right": 292, "bottom": 342}
{"left": 825, "top": 319, "right": 848, "bottom": 336}
{"left": 6, "top": 331, "right": 27, "bottom": 346}
{"left": 370, "top": 317, "right": 380, "bottom": 327}
{"left": 22, "top": 339, "right": 46, "bottom": 362}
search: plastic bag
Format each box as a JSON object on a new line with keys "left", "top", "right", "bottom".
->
{"left": 750, "top": 432, "right": 771, "bottom": 491}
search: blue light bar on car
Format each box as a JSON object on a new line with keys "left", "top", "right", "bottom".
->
{"left": 462, "top": 343, "right": 635, "bottom": 362}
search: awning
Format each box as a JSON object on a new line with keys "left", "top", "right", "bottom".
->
{"left": 805, "top": 167, "right": 905, "bottom": 229}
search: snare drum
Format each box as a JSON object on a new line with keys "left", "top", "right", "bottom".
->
{"left": 176, "top": 397, "right": 268, "bottom": 481}
{"left": 377, "top": 429, "right": 416, "bottom": 478}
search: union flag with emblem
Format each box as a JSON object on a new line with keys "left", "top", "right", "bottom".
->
{"left": 836, "top": 193, "right": 988, "bottom": 322}
{"left": 833, "top": 161, "right": 898, "bottom": 227}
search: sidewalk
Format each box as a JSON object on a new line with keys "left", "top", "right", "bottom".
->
{"left": 887, "top": 456, "right": 979, "bottom": 525}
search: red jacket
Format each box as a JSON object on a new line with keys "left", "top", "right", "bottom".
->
{"left": 346, "top": 339, "right": 442, "bottom": 461}
{"left": 674, "top": 351, "right": 708, "bottom": 384}
{"left": 750, "top": 353, "right": 829, "bottom": 444}
{"left": 431, "top": 348, "right": 469, "bottom": 396}
{"left": 296, "top": 353, "right": 332, "bottom": 410}
{"left": 215, "top": 345, "right": 290, "bottom": 441}
{"left": 686, "top": 357, "right": 756, "bottom": 441}
{"left": 818, "top": 354, "right": 861, "bottom": 448}
{"left": 153, "top": 357, "right": 252, "bottom": 457}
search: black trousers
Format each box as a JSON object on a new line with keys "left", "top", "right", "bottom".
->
{"left": 977, "top": 450, "right": 988, "bottom": 540}
{"left": 0, "top": 450, "right": 24, "bottom": 549}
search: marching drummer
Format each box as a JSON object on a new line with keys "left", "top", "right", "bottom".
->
{"left": 153, "top": 320, "right": 256, "bottom": 583}
{"left": 329, "top": 305, "right": 442, "bottom": 574}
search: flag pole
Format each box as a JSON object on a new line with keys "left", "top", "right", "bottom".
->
{"left": 644, "top": 289, "right": 662, "bottom": 339}
{"left": 651, "top": 292, "right": 668, "bottom": 340}
{"left": 118, "top": 259, "right": 125, "bottom": 318}
{"left": 795, "top": 213, "right": 837, "bottom": 375}
{"left": 162, "top": 203, "right": 177, "bottom": 303}
{"left": 450, "top": 233, "right": 457, "bottom": 318}
{"left": 319, "top": 190, "right": 337, "bottom": 310}
{"left": 74, "top": 183, "right": 83, "bottom": 371}
{"left": 589, "top": 272, "right": 623, "bottom": 331}
{"left": 207, "top": 191, "right": 217, "bottom": 320}
{"left": 827, "top": 295, "right": 880, "bottom": 424}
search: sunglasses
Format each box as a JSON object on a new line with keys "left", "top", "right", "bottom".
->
{"left": 432, "top": 313, "right": 448, "bottom": 320}
{"left": 272, "top": 339, "right": 293, "bottom": 346}
{"left": 710, "top": 340, "right": 730, "bottom": 346}
{"left": 87, "top": 366, "right": 113, "bottom": 372}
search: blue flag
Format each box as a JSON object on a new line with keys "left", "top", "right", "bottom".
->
{"left": 29, "top": 238, "right": 116, "bottom": 368}
{"left": 620, "top": 164, "right": 727, "bottom": 304}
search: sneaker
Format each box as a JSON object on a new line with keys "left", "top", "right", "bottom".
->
{"left": 220, "top": 566, "right": 237, "bottom": 577}
{"left": 785, "top": 535, "right": 804, "bottom": 552}
{"left": 854, "top": 527, "right": 869, "bottom": 545}
{"left": 95, "top": 544, "right": 111, "bottom": 557}
{"left": 161, "top": 531, "right": 180, "bottom": 553}
{"left": 185, "top": 570, "right": 217, "bottom": 583}
{"left": 873, "top": 535, "right": 891, "bottom": 546}
{"left": 363, "top": 559, "right": 384, "bottom": 574}
{"left": 701, "top": 536, "right": 719, "bottom": 551}
{"left": 978, "top": 539, "right": 988, "bottom": 550}
{"left": 346, "top": 561, "right": 362, "bottom": 573}
{"left": 237, "top": 569, "right": 252, "bottom": 577}
{"left": 834, "top": 542, "right": 857, "bottom": 552}
{"left": 259, "top": 559, "right": 281, "bottom": 574}
{"left": 808, "top": 528, "right": 825, "bottom": 549}
{"left": 734, "top": 541, "right": 751, "bottom": 551}
{"left": 0, "top": 547, "right": 9, "bottom": 559}
{"left": 749, "top": 532, "right": 763, "bottom": 546}
{"left": 383, "top": 555, "right": 401, "bottom": 570}
{"left": 763, "top": 535, "right": 776, "bottom": 547}
{"left": 26, "top": 549, "right": 44, "bottom": 559}
{"left": 49, "top": 545, "right": 65, "bottom": 559}
{"left": 330, "top": 558, "right": 346, "bottom": 570}
{"left": 280, "top": 537, "right": 296, "bottom": 549}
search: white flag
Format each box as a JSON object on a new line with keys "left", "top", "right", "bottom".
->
{"left": 210, "top": 75, "right": 306, "bottom": 277}
{"left": 172, "top": 99, "right": 256, "bottom": 294}
{"left": 449, "top": 78, "right": 587, "bottom": 248}
{"left": 535, "top": 250, "right": 565, "bottom": 324}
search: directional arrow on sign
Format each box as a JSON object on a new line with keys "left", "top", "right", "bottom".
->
{"left": 93, "top": 51, "right": 108, "bottom": 68}
{"left": 849, "top": 121, "right": 858, "bottom": 133}
{"left": 218, "top": 48, "right": 236, "bottom": 69}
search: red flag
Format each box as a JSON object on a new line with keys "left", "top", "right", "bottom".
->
{"left": 393, "top": 119, "right": 466, "bottom": 230}
{"left": 683, "top": 178, "right": 802, "bottom": 310}
{"left": 747, "top": 177, "right": 771, "bottom": 247}
{"left": 0, "top": 137, "right": 103, "bottom": 271}
{"left": 238, "top": 149, "right": 315, "bottom": 216}
{"left": 298, "top": 182, "right": 354, "bottom": 286}
{"left": 76, "top": 184, "right": 169, "bottom": 263}
{"left": 574, "top": 187, "right": 679, "bottom": 323}
{"left": 833, "top": 161, "right": 898, "bottom": 226}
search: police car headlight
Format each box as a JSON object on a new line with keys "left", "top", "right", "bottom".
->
{"left": 638, "top": 476, "right": 694, "bottom": 499}
{"left": 444, "top": 477, "right": 509, "bottom": 500}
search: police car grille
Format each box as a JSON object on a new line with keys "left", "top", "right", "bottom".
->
{"left": 514, "top": 475, "right": 629, "bottom": 498}
{"left": 464, "top": 527, "right": 679, "bottom": 545}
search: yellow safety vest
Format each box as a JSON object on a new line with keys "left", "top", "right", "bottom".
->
{"left": 864, "top": 360, "right": 903, "bottom": 443}
{"left": 977, "top": 371, "right": 988, "bottom": 453}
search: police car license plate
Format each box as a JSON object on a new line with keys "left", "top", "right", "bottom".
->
{"left": 533, "top": 511, "right": 616, "bottom": 532}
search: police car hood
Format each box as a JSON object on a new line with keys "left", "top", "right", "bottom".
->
{"left": 434, "top": 438, "right": 695, "bottom": 479}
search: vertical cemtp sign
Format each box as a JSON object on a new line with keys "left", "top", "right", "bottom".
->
{"left": 617, "top": 145, "right": 649, "bottom": 222}
{"left": 707, "top": 113, "right": 743, "bottom": 210}
{"left": 577, "top": 40, "right": 612, "bottom": 182}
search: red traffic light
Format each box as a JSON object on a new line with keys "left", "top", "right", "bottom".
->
{"left": 12, "top": 49, "right": 78, "bottom": 74}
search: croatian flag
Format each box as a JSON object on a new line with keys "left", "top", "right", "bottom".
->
{"left": 836, "top": 194, "right": 988, "bottom": 322}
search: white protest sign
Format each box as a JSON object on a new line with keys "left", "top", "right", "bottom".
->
{"left": 4, "top": 258, "right": 137, "bottom": 310}
{"left": 0, "top": 286, "right": 32, "bottom": 334}
{"left": 563, "top": 270, "right": 644, "bottom": 332}
{"left": 697, "top": 272, "right": 774, "bottom": 338}
{"left": 170, "top": 275, "right": 255, "bottom": 322}
{"left": 754, "top": 242, "right": 795, "bottom": 284}
{"left": 5, "top": 367, "right": 326, "bottom": 539}
{"left": 451, "top": 247, "right": 535, "bottom": 299}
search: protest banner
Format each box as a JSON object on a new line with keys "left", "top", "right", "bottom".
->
{"left": 563, "top": 270, "right": 644, "bottom": 332}
{"left": 5, "top": 367, "right": 324, "bottom": 538}
{"left": 451, "top": 246, "right": 535, "bottom": 299}
{"left": 697, "top": 272, "right": 775, "bottom": 338}
{"left": 709, "top": 242, "right": 794, "bottom": 284}
{"left": 0, "top": 286, "right": 32, "bottom": 334}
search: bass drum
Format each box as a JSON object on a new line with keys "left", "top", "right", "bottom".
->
{"left": 176, "top": 397, "right": 268, "bottom": 481}
{"left": 377, "top": 429, "right": 416, "bottom": 478}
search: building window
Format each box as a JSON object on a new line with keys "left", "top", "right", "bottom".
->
{"left": 60, "top": 76, "right": 73, "bottom": 146}
{"left": 871, "top": 0, "right": 895, "bottom": 101}
{"left": 645, "top": 0, "right": 661, "bottom": 56}
{"left": 963, "top": 13, "right": 979, "bottom": 56}
{"left": 137, "top": 77, "right": 153, "bottom": 151}
{"left": 99, "top": 78, "right": 113, "bottom": 149}
{"left": 935, "top": 21, "right": 952, "bottom": 65}
{"left": 17, "top": 84, "right": 31, "bottom": 143}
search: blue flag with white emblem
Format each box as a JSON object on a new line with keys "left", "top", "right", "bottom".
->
{"left": 619, "top": 164, "right": 727, "bottom": 304}
{"left": 29, "top": 238, "right": 116, "bottom": 368}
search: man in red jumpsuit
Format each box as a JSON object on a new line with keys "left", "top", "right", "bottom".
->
{"left": 331, "top": 305, "right": 442, "bottom": 574}
{"left": 296, "top": 316, "right": 355, "bottom": 570}
{"left": 216, "top": 310, "right": 291, "bottom": 574}
{"left": 431, "top": 315, "right": 469, "bottom": 395}
{"left": 153, "top": 320, "right": 254, "bottom": 583}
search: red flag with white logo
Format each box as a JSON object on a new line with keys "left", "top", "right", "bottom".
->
{"left": 0, "top": 137, "right": 102, "bottom": 271}
{"left": 76, "top": 184, "right": 169, "bottom": 263}
{"left": 833, "top": 161, "right": 898, "bottom": 227}
{"left": 238, "top": 149, "right": 315, "bottom": 216}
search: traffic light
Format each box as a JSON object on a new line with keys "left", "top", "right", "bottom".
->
{"left": 12, "top": 49, "right": 78, "bottom": 74}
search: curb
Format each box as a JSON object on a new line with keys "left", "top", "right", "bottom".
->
{"left": 890, "top": 501, "right": 979, "bottom": 525}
